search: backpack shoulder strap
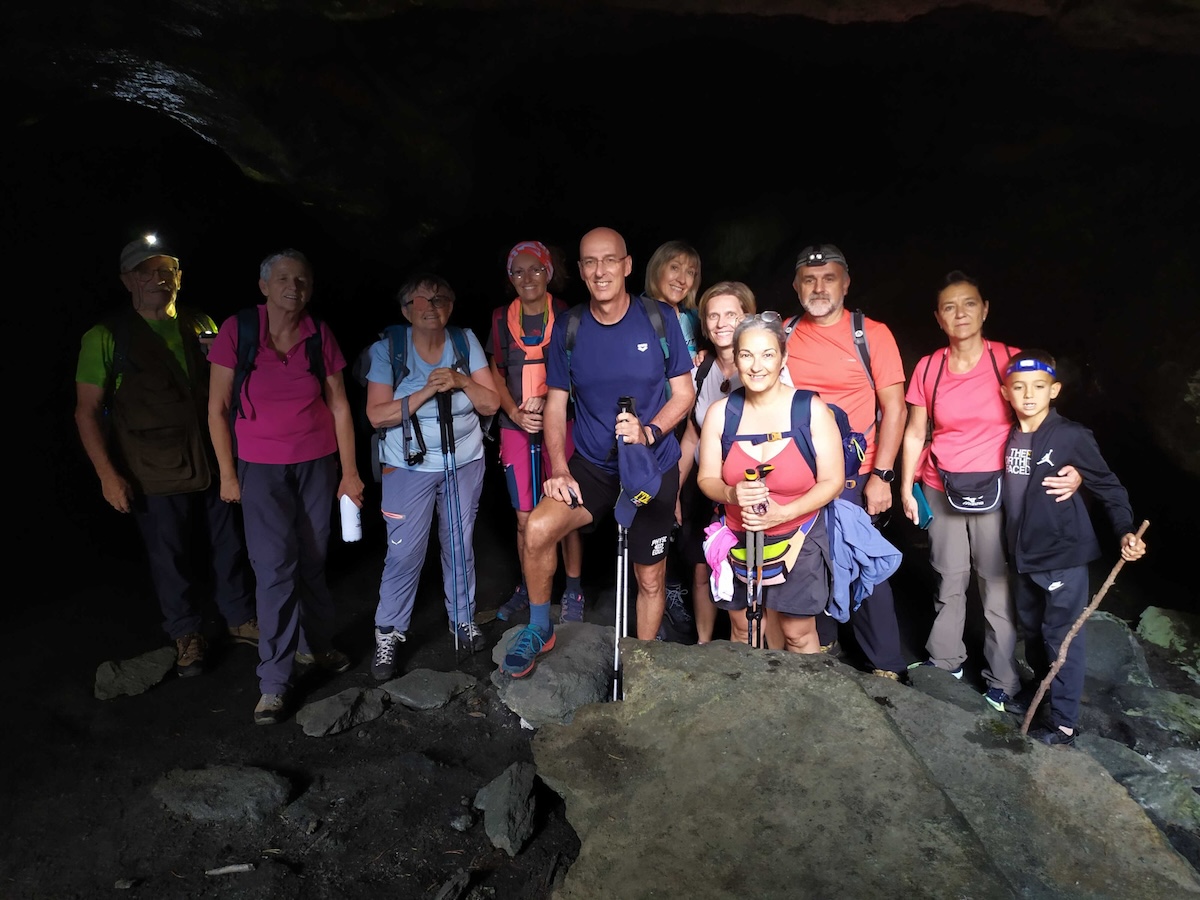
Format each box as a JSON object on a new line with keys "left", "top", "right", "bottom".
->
{"left": 720, "top": 389, "right": 745, "bottom": 460}
{"left": 304, "top": 313, "right": 326, "bottom": 385}
{"left": 639, "top": 294, "right": 670, "bottom": 368}
{"left": 447, "top": 326, "right": 470, "bottom": 373}
{"left": 790, "top": 390, "right": 818, "bottom": 476}
{"left": 694, "top": 353, "right": 716, "bottom": 393}
{"left": 784, "top": 313, "right": 802, "bottom": 336}
{"left": 563, "top": 303, "right": 585, "bottom": 370}
{"left": 383, "top": 323, "right": 411, "bottom": 390}
{"left": 985, "top": 341, "right": 1004, "bottom": 385}
{"left": 231, "top": 306, "right": 260, "bottom": 419}
{"left": 851, "top": 309, "right": 874, "bottom": 391}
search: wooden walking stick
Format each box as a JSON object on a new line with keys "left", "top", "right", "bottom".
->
{"left": 1020, "top": 519, "right": 1149, "bottom": 736}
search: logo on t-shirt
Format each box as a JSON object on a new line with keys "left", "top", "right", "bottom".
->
{"left": 636, "top": 342, "right": 648, "bottom": 352}
{"left": 1036, "top": 450, "right": 1055, "bottom": 467}
{"left": 1007, "top": 446, "right": 1031, "bottom": 476}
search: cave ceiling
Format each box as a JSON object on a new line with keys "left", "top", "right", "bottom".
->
{"left": 3, "top": 1, "right": 1198, "bottom": 262}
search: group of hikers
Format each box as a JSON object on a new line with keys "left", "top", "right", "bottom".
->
{"left": 75, "top": 227, "right": 1146, "bottom": 745}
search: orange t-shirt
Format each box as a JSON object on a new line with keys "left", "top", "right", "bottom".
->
{"left": 785, "top": 310, "right": 905, "bottom": 472}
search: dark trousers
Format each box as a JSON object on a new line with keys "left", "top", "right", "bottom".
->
{"left": 1015, "top": 565, "right": 1089, "bottom": 729}
{"left": 815, "top": 476, "right": 907, "bottom": 674}
{"left": 239, "top": 455, "right": 338, "bottom": 695}
{"left": 131, "top": 480, "right": 254, "bottom": 640}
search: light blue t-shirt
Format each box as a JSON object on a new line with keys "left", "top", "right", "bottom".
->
{"left": 366, "top": 327, "right": 489, "bottom": 472}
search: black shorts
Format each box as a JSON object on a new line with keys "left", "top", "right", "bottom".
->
{"left": 569, "top": 453, "right": 680, "bottom": 566}
{"left": 678, "top": 466, "right": 719, "bottom": 568}
{"left": 716, "top": 512, "right": 831, "bottom": 617}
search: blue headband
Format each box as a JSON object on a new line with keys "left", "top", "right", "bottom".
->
{"left": 1006, "top": 358, "right": 1056, "bottom": 378}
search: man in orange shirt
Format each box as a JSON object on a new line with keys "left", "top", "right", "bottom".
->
{"left": 784, "top": 244, "right": 908, "bottom": 679}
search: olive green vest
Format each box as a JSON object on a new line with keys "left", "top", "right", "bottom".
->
{"left": 106, "top": 308, "right": 212, "bottom": 495}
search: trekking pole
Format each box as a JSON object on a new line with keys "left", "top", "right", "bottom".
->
{"left": 743, "top": 465, "right": 773, "bottom": 649}
{"left": 437, "top": 392, "right": 464, "bottom": 662}
{"left": 612, "top": 396, "right": 635, "bottom": 701}
{"left": 530, "top": 431, "right": 543, "bottom": 506}
{"left": 1020, "top": 519, "right": 1150, "bottom": 736}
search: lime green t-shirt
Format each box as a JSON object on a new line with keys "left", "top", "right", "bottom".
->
{"left": 75, "top": 311, "right": 218, "bottom": 390}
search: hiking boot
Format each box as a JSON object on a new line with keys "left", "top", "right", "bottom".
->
{"left": 655, "top": 624, "right": 667, "bottom": 642}
{"left": 296, "top": 649, "right": 352, "bottom": 673}
{"left": 984, "top": 688, "right": 1015, "bottom": 713}
{"left": 174, "top": 633, "right": 206, "bottom": 678}
{"left": 254, "top": 693, "right": 286, "bottom": 726}
{"left": 1030, "top": 725, "right": 1076, "bottom": 747}
{"left": 664, "top": 582, "right": 693, "bottom": 628}
{"left": 371, "top": 627, "right": 407, "bottom": 681}
{"left": 1001, "top": 687, "right": 1034, "bottom": 718}
{"left": 873, "top": 669, "right": 908, "bottom": 684}
{"left": 907, "top": 659, "right": 963, "bottom": 680}
{"left": 227, "top": 618, "right": 260, "bottom": 647}
{"left": 501, "top": 624, "right": 556, "bottom": 678}
{"left": 451, "top": 621, "right": 487, "bottom": 654}
{"left": 496, "top": 585, "right": 530, "bottom": 622}
{"left": 558, "top": 589, "right": 585, "bottom": 624}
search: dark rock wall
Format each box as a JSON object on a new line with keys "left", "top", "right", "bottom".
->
{"left": 2, "top": 3, "right": 1196, "bottom": 602}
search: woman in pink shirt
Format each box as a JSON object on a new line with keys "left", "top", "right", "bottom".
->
{"left": 900, "top": 271, "right": 1077, "bottom": 712}
{"left": 208, "top": 249, "right": 364, "bottom": 726}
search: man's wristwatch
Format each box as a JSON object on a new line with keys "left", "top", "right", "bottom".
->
{"left": 645, "top": 423, "right": 663, "bottom": 446}
{"left": 872, "top": 468, "right": 896, "bottom": 483}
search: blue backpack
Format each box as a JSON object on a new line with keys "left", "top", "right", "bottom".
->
{"left": 721, "top": 388, "right": 865, "bottom": 482}
{"left": 360, "top": 323, "right": 490, "bottom": 480}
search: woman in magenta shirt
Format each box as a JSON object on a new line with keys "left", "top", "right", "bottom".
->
{"left": 208, "top": 249, "right": 364, "bottom": 725}
{"left": 900, "top": 271, "right": 1077, "bottom": 711}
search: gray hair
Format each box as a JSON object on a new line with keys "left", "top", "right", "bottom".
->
{"left": 259, "top": 248, "right": 312, "bottom": 282}
{"left": 396, "top": 273, "right": 456, "bottom": 307}
{"left": 732, "top": 311, "right": 786, "bottom": 353}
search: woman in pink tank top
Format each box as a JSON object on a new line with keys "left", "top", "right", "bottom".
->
{"left": 696, "top": 312, "right": 844, "bottom": 652}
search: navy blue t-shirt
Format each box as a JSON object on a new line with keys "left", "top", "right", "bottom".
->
{"left": 546, "top": 296, "right": 691, "bottom": 473}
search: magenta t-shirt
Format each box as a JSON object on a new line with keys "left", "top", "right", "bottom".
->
{"left": 905, "top": 342, "right": 1017, "bottom": 492}
{"left": 209, "top": 305, "right": 347, "bottom": 464}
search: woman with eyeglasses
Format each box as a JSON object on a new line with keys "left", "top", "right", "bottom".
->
{"left": 485, "top": 241, "right": 584, "bottom": 624}
{"left": 643, "top": 240, "right": 703, "bottom": 365}
{"left": 900, "top": 271, "right": 1080, "bottom": 709}
{"left": 697, "top": 312, "right": 844, "bottom": 651}
{"left": 677, "top": 282, "right": 756, "bottom": 643}
{"left": 363, "top": 274, "right": 500, "bottom": 678}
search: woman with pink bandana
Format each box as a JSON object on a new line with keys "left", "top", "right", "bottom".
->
{"left": 486, "top": 241, "right": 584, "bottom": 623}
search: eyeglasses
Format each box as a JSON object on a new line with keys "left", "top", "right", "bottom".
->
{"left": 134, "top": 267, "right": 178, "bottom": 281}
{"left": 405, "top": 294, "right": 452, "bottom": 309}
{"left": 508, "top": 265, "right": 547, "bottom": 280}
{"left": 579, "top": 255, "right": 628, "bottom": 273}
{"left": 752, "top": 310, "right": 782, "bottom": 324}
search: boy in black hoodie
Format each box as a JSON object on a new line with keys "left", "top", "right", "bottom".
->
{"left": 1000, "top": 350, "right": 1147, "bottom": 746}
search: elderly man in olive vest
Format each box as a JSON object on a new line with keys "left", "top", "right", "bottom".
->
{"left": 74, "top": 234, "right": 256, "bottom": 677}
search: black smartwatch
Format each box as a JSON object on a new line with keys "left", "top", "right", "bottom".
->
{"left": 872, "top": 468, "right": 895, "bottom": 483}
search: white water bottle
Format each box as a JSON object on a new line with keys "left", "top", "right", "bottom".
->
{"left": 339, "top": 494, "right": 362, "bottom": 542}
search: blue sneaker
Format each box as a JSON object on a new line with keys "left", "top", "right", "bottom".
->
{"left": 984, "top": 687, "right": 1013, "bottom": 712}
{"left": 1030, "top": 725, "right": 1076, "bottom": 747}
{"left": 558, "top": 589, "right": 585, "bottom": 623}
{"left": 907, "top": 659, "right": 963, "bottom": 680}
{"left": 501, "top": 624, "right": 556, "bottom": 678}
{"left": 496, "top": 585, "right": 530, "bottom": 622}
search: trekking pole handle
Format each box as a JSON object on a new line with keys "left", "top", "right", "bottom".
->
{"left": 744, "top": 467, "right": 769, "bottom": 516}
{"left": 617, "top": 396, "right": 635, "bottom": 416}
{"left": 437, "top": 392, "right": 456, "bottom": 454}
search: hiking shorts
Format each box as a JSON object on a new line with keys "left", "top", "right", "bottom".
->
{"left": 717, "top": 513, "right": 830, "bottom": 618}
{"left": 569, "top": 453, "right": 679, "bottom": 567}
{"left": 499, "top": 423, "right": 575, "bottom": 512}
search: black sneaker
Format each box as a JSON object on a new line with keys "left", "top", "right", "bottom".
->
{"left": 452, "top": 621, "right": 487, "bottom": 654}
{"left": 1030, "top": 725, "right": 1076, "bottom": 747}
{"left": 371, "top": 627, "right": 406, "bottom": 681}
{"left": 1002, "top": 687, "right": 1034, "bottom": 717}
{"left": 664, "top": 582, "right": 693, "bottom": 628}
